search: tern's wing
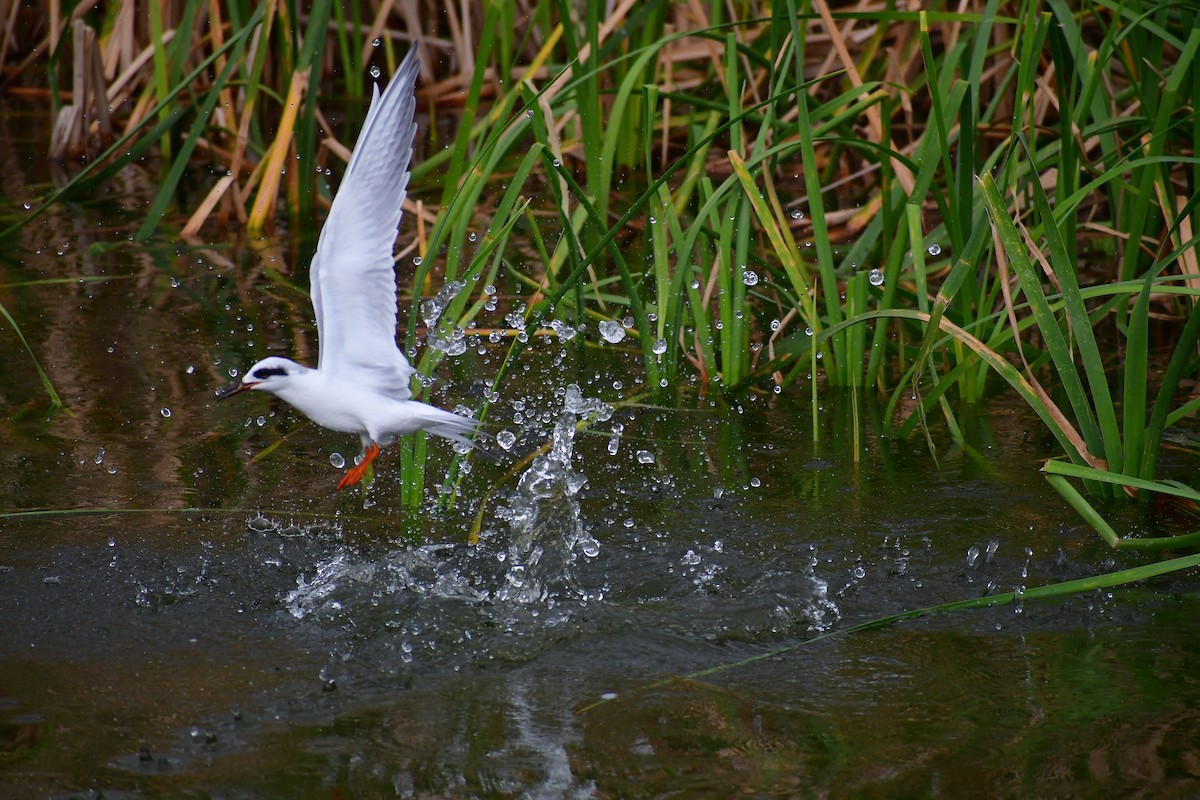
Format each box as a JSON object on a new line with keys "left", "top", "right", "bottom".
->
{"left": 310, "top": 48, "right": 419, "bottom": 399}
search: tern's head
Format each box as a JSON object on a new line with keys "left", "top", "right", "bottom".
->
{"left": 216, "top": 357, "right": 304, "bottom": 401}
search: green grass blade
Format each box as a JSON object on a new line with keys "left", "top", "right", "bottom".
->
{"left": 0, "top": 300, "right": 62, "bottom": 409}
{"left": 136, "top": 33, "right": 250, "bottom": 241}
{"left": 1020, "top": 136, "right": 1122, "bottom": 471}
{"left": 980, "top": 171, "right": 1104, "bottom": 468}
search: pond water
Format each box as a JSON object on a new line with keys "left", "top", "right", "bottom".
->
{"left": 3, "top": 100, "right": 1200, "bottom": 798}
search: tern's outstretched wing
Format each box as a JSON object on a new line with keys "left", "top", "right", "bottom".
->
{"left": 310, "top": 48, "right": 419, "bottom": 399}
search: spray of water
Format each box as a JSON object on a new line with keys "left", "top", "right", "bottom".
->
{"left": 494, "top": 384, "right": 606, "bottom": 604}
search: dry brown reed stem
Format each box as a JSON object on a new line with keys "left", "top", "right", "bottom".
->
{"left": 538, "top": 0, "right": 639, "bottom": 107}
{"left": 0, "top": 0, "right": 22, "bottom": 70}
{"left": 446, "top": 0, "right": 473, "bottom": 76}
{"left": 47, "top": 0, "right": 61, "bottom": 55}
{"left": 680, "top": 0, "right": 724, "bottom": 86}
{"left": 248, "top": 68, "right": 309, "bottom": 233}
{"left": 50, "top": 20, "right": 114, "bottom": 159}
{"left": 396, "top": 0, "right": 437, "bottom": 77}
{"left": 316, "top": 96, "right": 351, "bottom": 162}
{"left": 887, "top": 23, "right": 917, "bottom": 122}
{"left": 220, "top": 0, "right": 279, "bottom": 227}
{"left": 1153, "top": 179, "right": 1200, "bottom": 292}
{"left": 182, "top": 175, "right": 235, "bottom": 238}
{"left": 99, "top": 0, "right": 135, "bottom": 80}
{"left": 359, "top": 0, "right": 398, "bottom": 69}
{"left": 319, "top": 18, "right": 447, "bottom": 50}
{"left": 206, "top": 0, "right": 235, "bottom": 134}
{"left": 813, "top": 0, "right": 914, "bottom": 195}
{"left": 106, "top": 28, "right": 174, "bottom": 107}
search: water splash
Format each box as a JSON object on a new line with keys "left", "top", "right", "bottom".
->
{"left": 421, "top": 281, "right": 466, "bottom": 354}
{"left": 495, "top": 385, "right": 606, "bottom": 604}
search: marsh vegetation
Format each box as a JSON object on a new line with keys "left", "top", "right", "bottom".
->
{"left": 1, "top": 2, "right": 1199, "bottom": 793}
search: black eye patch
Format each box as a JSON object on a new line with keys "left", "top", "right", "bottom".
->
{"left": 252, "top": 366, "right": 288, "bottom": 380}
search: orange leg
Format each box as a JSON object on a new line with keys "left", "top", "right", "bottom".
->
{"left": 337, "top": 442, "right": 380, "bottom": 490}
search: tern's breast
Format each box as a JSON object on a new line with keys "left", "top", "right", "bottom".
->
{"left": 277, "top": 376, "right": 385, "bottom": 435}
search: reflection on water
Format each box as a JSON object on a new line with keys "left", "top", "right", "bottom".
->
{"left": 2, "top": 101, "right": 1200, "bottom": 798}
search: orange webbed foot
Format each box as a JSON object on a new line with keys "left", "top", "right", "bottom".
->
{"left": 337, "top": 442, "right": 380, "bottom": 490}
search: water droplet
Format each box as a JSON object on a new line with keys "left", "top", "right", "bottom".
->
{"left": 329, "top": 452, "right": 345, "bottom": 468}
{"left": 790, "top": 209, "right": 804, "bottom": 220}
{"left": 742, "top": 269, "right": 759, "bottom": 286}
{"left": 160, "top": 407, "right": 172, "bottom": 418}
{"left": 549, "top": 319, "right": 577, "bottom": 341}
{"left": 749, "top": 476, "right": 761, "bottom": 488}
{"left": 852, "top": 565, "right": 867, "bottom": 579}
{"left": 371, "top": 37, "right": 381, "bottom": 47}
{"left": 927, "top": 243, "right": 942, "bottom": 256}
{"left": 636, "top": 450, "right": 654, "bottom": 465}
{"left": 369, "top": 65, "right": 381, "bottom": 78}
{"left": 648, "top": 216, "right": 656, "bottom": 224}
{"left": 525, "top": 108, "right": 534, "bottom": 118}
{"left": 681, "top": 549, "right": 702, "bottom": 566}
{"left": 496, "top": 430, "right": 517, "bottom": 451}
{"left": 651, "top": 338, "right": 667, "bottom": 355}
{"left": 868, "top": 268, "right": 884, "bottom": 286}
{"left": 607, "top": 423, "right": 624, "bottom": 455}
{"left": 412, "top": 255, "right": 423, "bottom": 266}
{"left": 599, "top": 320, "right": 626, "bottom": 344}
{"left": 770, "top": 319, "right": 781, "bottom": 331}
{"left": 468, "top": 232, "right": 477, "bottom": 242}
{"left": 552, "top": 158, "right": 561, "bottom": 167}
{"left": 966, "top": 546, "right": 981, "bottom": 568}
{"left": 94, "top": 448, "right": 105, "bottom": 465}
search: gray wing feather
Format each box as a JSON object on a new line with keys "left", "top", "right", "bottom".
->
{"left": 311, "top": 48, "right": 420, "bottom": 399}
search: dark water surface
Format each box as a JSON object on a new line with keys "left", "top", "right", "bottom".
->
{"left": 2, "top": 101, "right": 1200, "bottom": 799}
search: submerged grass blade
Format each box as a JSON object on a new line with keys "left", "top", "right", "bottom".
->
{"left": 1044, "top": 463, "right": 1200, "bottom": 551}
{"left": 0, "top": 299, "right": 62, "bottom": 409}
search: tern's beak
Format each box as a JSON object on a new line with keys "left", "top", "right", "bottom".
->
{"left": 215, "top": 381, "right": 257, "bottom": 401}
